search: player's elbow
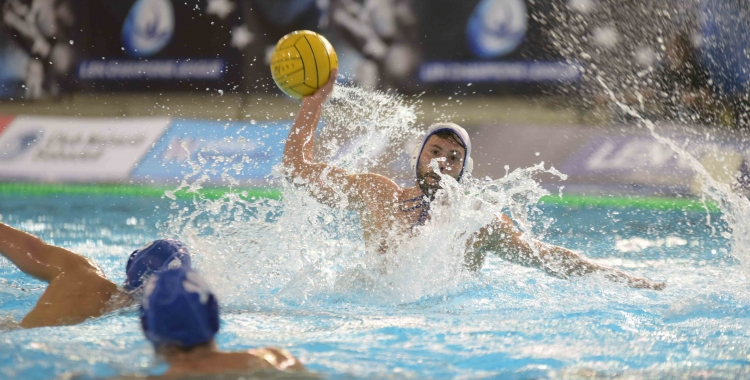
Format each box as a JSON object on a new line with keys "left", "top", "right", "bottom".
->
{"left": 15, "top": 242, "right": 64, "bottom": 282}
{"left": 281, "top": 157, "right": 313, "bottom": 188}
{"left": 281, "top": 154, "right": 301, "bottom": 178}
{"left": 281, "top": 155, "right": 293, "bottom": 172}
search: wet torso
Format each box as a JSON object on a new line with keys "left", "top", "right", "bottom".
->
{"left": 356, "top": 186, "right": 432, "bottom": 254}
{"left": 354, "top": 184, "right": 486, "bottom": 269}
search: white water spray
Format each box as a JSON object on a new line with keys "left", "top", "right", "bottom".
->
{"left": 597, "top": 78, "right": 750, "bottom": 275}
{"left": 159, "top": 84, "right": 566, "bottom": 306}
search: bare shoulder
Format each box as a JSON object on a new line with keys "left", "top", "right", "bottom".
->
{"left": 349, "top": 172, "right": 402, "bottom": 200}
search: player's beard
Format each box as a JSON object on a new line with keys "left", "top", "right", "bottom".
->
{"left": 416, "top": 168, "right": 442, "bottom": 200}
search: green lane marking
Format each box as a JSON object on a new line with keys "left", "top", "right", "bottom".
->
{"left": 0, "top": 182, "right": 281, "bottom": 200}
{"left": 539, "top": 194, "right": 720, "bottom": 212}
{"left": 0, "top": 182, "right": 721, "bottom": 211}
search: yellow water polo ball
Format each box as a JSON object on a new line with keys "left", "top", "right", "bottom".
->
{"left": 270, "top": 30, "right": 338, "bottom": 99}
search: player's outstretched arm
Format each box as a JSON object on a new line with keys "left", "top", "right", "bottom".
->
{"left": 282, "top": 69, "right": 397, "bottom": 209}
{"left": 0, "top": 222, "right": 96, "bottom": 283}
{"left": 470, "top": 214, "right": 666, "bottom": 290}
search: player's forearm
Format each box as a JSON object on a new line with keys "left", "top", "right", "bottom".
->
{"left": 0, "top": 222, "right": 57, "bottom": 281}
{"left": 536, "top": 243, "right": 603, "bottom": 277}
{"left": 537, "top": 243, "right": 665, "bottom": 289}
{"left": 483, "top": 215, "right": 663, "bottom": 289}
{"left": 282, "top": 97, "right": 324, "bottom": 174}
{"left": 535, "top": 242, "right": 635, "bottom": 282}
{"left": 487, "top": 234, "right": 605, "bottom": 278}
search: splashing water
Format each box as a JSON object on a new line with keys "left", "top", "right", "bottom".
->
{"left": 548, "top": 0, "right": 750, "bottom": 276}
{"left": 319, "top": 82, "right": 421, "bottom": 177}
{"left": 597, "top": 78, "right": 750, "bottom": 275}
{"left": 159, "top": 84, "right": 567, "bottom": 307}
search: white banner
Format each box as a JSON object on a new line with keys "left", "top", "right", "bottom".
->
{"left": 0, "top": 116, "right": 171, "bottom": 182}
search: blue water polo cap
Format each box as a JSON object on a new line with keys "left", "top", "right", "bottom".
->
{"left": 140, "top": 268, "right": 220, "bottom": 348}
{"left": 124, "top": 239, "right": 191, "bottom": 291}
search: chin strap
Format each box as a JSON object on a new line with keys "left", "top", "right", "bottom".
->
{"left": 399, "top": 196, "right": 430, "bottom": 229}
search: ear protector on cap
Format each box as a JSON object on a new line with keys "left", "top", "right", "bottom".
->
{"left": 411, "top": 123, "right": 473, "bottom": 181}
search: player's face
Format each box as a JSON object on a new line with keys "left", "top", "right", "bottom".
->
{"left": 416, "top": 135, "right": 466, "bottom": 196}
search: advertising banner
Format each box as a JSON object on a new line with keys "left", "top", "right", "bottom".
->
{"left": 560, "top": 135, "right": 694, "bottom": 178}
{"left": 412, "top": 0, "right": 579, "bottom": 93}
{"left": 130, "top": 119, "right": 291, "bottom": 184}
{"left": 76, "top": 0, "right": 245, "bottom": 91}
{"left": 1, "top": 0, "right": 584, "bottom": 97}
{"left": 239, "top": 0, "right": 425, "bottom": 94}
{"left": 557, "top": 131, "right": 750, "bottom": 196}
{"left": 0, "top": 115, "right": 14, "bottom": 135}
{"left": 0, "top": 116, "right": 170, "bottom": 182}
{"left": 241, "top": 0, "right": 577, "bottom": 95}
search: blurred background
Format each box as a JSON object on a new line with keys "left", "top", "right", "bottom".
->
{"left": 0, "top": 0, "right": 748, "bottom": 200}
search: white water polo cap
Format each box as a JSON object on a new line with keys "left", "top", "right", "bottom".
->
{"left": 411, "top": 122, "right": 473, "bottom": 181}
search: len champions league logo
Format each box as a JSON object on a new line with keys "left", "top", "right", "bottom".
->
{"left": 122, "top": 0, "right": 175, "bottom": 57}
{"left": 466, "top": 0, "right": 528, "bottom": 58}
{"left": 0, "top": 129, "right": 43, "bottom": 161}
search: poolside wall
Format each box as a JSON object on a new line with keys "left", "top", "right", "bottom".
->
{"left": 0, "top": 115, "right": 747, "bottom": 197}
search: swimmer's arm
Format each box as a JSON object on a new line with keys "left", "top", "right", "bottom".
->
{"left": 0, "top": 222, "right": 95, "bottom": 282}
{"left": 471, "top": 214, "right": 665, "bottom": 290}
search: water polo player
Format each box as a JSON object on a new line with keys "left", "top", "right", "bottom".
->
{"left": 140, "top": 267, "right": 306, "bottom": 376}
{"left": 0, "top": 221, "right": 191, "bottom": 328}
{"left": 282, "top": 70, "right": 665, "bottom": 290}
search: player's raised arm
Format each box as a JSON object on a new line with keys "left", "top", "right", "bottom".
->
{"left": 282, "top": 69, "right": 337, "bottom": 177}
{"left": 0, "top": 222, "right": 97, "bottom": 282}
{"left": 282, "top": 69, "right": 397, "bottom": 209}
{"left": 469, "top": 214, "right": 665, "bottom": 290}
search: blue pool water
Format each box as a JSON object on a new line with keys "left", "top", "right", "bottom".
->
{"left": 0, "top": 193, "right": 749, "bottom": 379}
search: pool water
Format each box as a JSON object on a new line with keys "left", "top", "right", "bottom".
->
{"left": 0, "top": 193, "right": 749, "bottom": 379}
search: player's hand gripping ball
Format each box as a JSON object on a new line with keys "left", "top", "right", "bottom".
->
{"left": 270, "top": 30, "right": 338, "bottom": 99}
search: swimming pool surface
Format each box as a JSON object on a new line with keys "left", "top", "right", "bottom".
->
{"left": 0, "top": 193, "right": 748, "bottom": 379}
